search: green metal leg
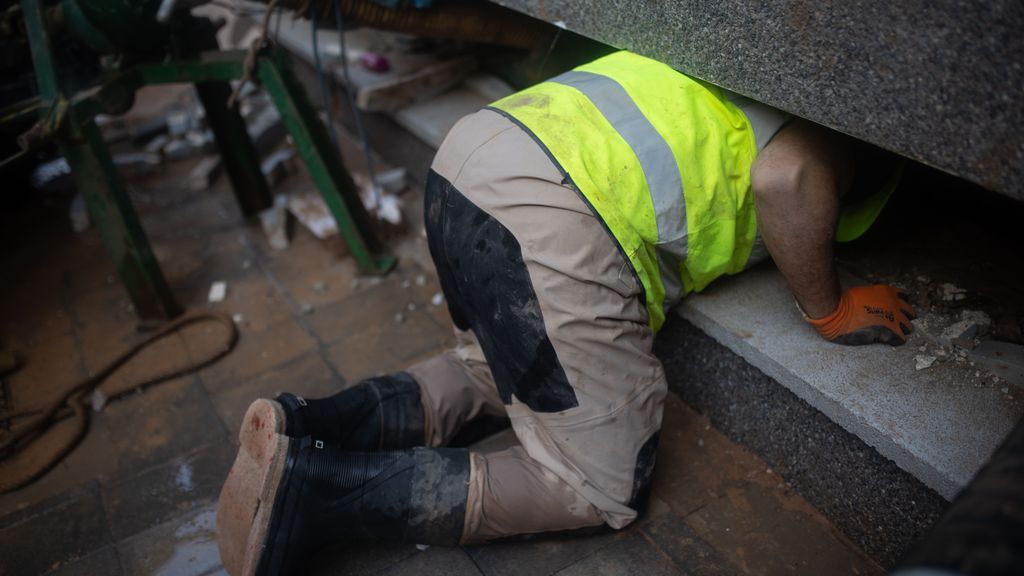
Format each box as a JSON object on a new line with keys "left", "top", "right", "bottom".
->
{"left": 257, "top": 49, "right": 395, "bottom": 275}
{"left": 195, "top": 81, "right": 273, "bottom": 217}
{"left": 64, "top": 112, "right": 182, "bottom": 321}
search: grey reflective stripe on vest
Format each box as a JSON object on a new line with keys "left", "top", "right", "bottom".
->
{"left": 549, "top": 70, "right": 687, "bottom": 304}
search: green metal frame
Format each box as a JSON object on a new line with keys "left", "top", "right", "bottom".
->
{"left": 20, "top": 1, "right": 395, "bottom": 323}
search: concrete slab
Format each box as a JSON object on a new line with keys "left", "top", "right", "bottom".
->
{"left": 675, "top": 264, "right": 1024, "bottom": 500}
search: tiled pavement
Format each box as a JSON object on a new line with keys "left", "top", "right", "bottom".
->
{"left": 0, "top": 134, "right": 884, "bottom": 575}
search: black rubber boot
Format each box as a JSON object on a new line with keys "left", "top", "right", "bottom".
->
{"left": 276, "top": 372, "right": 426, "bottom": 449}
{"left": 254, "top": 441, "right": 470, "bottom": 576}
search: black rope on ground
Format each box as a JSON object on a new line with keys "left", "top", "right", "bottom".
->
{"left": 0, "top": 310, "right": 239, "bottom": 494}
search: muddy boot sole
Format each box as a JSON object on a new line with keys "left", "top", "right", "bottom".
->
{"left": 216, "top": 400, "right": 290, "bottom": 576}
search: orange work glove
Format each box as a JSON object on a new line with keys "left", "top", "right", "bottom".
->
{"left": 806, "top": 284, "right": 916, "bottom": 346}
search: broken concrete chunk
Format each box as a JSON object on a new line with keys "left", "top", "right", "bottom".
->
{"left": 90, "top": 389, "right": 108, "bottom": 412}
{"left": 431, "top": 292, "right": 444, "bottom": 306}
{"left": 969, "top": 341, "right": 1024, "bottom": 389}
{"left": 188, "top": 156, "right": 223, "bottom": 191}
{"left": 144, "top": 134, "right": 171, "bottom": 154}
{"left": 113, "top": 152, "right": 162, "bottom": 177}
{"left": 288, "top": 193, "right": 337, "bottom": 239}
{"left": 247, "top": 106, "right": 286, "bottom": 156}
{"left": 937, "top": 310, "right": 991, "bottom": 350}
{"left": 915, "top": 355, "right": 937, "bottom": 370}
{"left": 259, "top": 195, "right": 291, "bottom": 251}
{"left": 377, "top": 194, "right": 403, "bottom": 225}
{"left": 261, "top": 148, "right": 297, "bottom": 188}
{"left": 69, "top": 192, "right": 90, "bottom": 233}
{"left": 940, "top": 283, "right": 967, "bottom": 301}
{"left": 208, "top": 281, "right": 227, "bottom": 303}
{"left": 31, "top": 157, "right": 72, "bottom": 191}
{"left": 375, "top": 167, "right": 407, "bottom": 194}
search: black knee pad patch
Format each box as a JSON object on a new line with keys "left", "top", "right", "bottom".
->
{"left": 628, "top": 432, "right": 660, "bottom": 513}
{"left": 424, "top": 170, "right": 578, "bottom": 413}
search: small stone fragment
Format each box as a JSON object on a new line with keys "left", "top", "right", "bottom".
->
{"left": 939, "top": 310, "right": 991, "bottom": 350}
{"left": 407, "top": 302, "right": 416, "bottom": 312}
{"left": 940, "top": 283, "right": 967, "bottom": 301}
{"left": 401, "top": 280, "right": 411, "bottom": 289}
{"left": 91, "top": 389, "right": 108, "bottom": 413}
{"left": 300, "top": 303, "right": 314, "bottom": 315}
{"left": 431, "top": 292, "right": 444, "bottom": 306}
{"left": 915, "top": 355, "right": 937, "bottom": 370}
{"left": 208, "top": 281, "right": 227, "bottom": 303}
{"left": 232, "top": 313, "right": 244, "bottom": 324}
{"left": 259, "top": 195, "right": 290, "bottom": 251}
{"left": 415, "top": 274, "right": 427, "bottom": 287}
{"left": 312, "top": 281, "right": 327, "bottom": 293}
{"left": 1001, "top": 387, "right": 1009, "bottom": 394}
{"left": 394, "top": 312, "right": 405, "bottom": 324}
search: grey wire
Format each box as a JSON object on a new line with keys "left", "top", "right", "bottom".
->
{"left": 333, "top": 0, "right": 381, "bottom": 208}
{"left": 311, "top": 11, "right": 341, "bottom": 151}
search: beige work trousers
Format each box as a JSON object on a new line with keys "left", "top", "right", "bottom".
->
{"left": 409, "top": 109, "right": 668, "bottom": 543}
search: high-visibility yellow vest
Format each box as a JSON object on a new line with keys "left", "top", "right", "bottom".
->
{"left": 490, "top": 51, "right": 775, "bottom": 332}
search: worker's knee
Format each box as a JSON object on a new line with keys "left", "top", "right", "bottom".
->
{"left": 750, "top": 153, "right": 807, "bottom": 208}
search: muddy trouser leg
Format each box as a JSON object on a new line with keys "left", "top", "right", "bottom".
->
{"left": 426, "top": 109, "right": 668, "bottom": 542}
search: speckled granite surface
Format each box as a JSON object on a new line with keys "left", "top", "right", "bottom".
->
{"left": 494, "top": 0, "right": 1024, "bottom": 199}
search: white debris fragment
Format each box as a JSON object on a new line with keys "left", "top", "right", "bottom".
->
{"left": 415, "top": 274, "right": 427, "bottom": 287}
{"left": 259, "top": 195, "right": 290, "bottom": 251}
{"left": 940, "top": 283, "right": 967, "bottom": 301}
{"left": 1002, "top": 387, "right": 1010, "bottom": 394}
{"left": 415, "top": 544, "right": 430, "bottom": 551}
{"left": 431, "top": 292, "right": 444, "bottom": 306}
{"left": 312, "top": 281, "right": 327, "bottom": 293}
{"left": 69, "top": 192, "right": 90, "bottom": 233}
{"left": 289, "top": 192, "right": 338, "bottom": 239}
{"left": 394, "top": 312, "right": 405, "bottom": 324}
{"left": 91, "top": 389, "right": 108, "bottom": 412}
{"left": 407, "top": 302, "right": 416, "bottom": 312}
{"left": 377, "top": 194, "right": 403, "bottom": 225}
{"left": 300, "top": 303, "right": 314, "bottom": 315}
{"left": 915, "top": 355, "right": 937, "bottom": 370}
{"left": 401, "top": 280, "right": 411, "bottom": 289}
{"left": 208, "top": 281, "right": 227, "bottom": 303}
{"left": 232, "top": 313, "right": 244, "bottom": 324}
{"left": 375, "top": 167, "right": 408, "bottom": 194}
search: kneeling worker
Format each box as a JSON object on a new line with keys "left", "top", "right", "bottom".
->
{"left": 215, "top": 50, "right": 915, "bottom": 575}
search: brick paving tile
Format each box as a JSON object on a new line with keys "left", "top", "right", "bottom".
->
{"left": 322, "top": 308, "right": 448, "bottom": 383}
{"left": 0, "top": 482, "right": 113, "bottom": 576}
{"left": 91, "top": 376, "right": 229, "bottom": 476}
{"left": 310, "top": 541, "right": 419, "bottom": 576}
{"left": 42, "top": 546, "right": 125, "bottom": 576}
{"left": 115, "top": 503, "right": 222, "bottom": 576}
{"left": 190, "top": 317, "right": 316, "bottom": 392}
{"left": 208, "top": 352, "right": 343, "bottom": 438}
{"left": 101, "top": 443, "right": 234, "bottom": 541}
{"left": 638, "top": 506, "right": 735, "bottom": 576}
{"left": 465, "top": 529, "right": 620, "bottom": 576}
{"left": 376, "top": 546, "right": 483, "bottom": 576}
{"left": 551, "top": 531, "right": 683, "bottom": 576}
